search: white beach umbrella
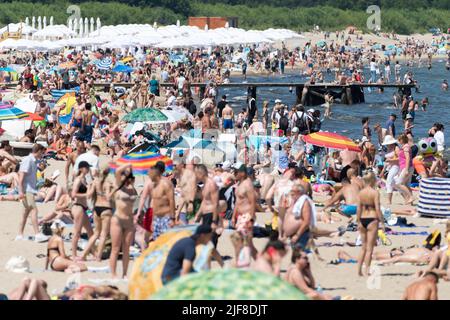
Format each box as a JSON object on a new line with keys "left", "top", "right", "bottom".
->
{"left": 153, "top": 22, "right": 157, "bottom": 29}
{"left": 79, "top": 19, "right": 84, "bottom": 37}
{"left": 176, "top": 20, "right": 180, "bottom": 28}
{"left": 43, "top": 16, "right": 47, "bottom": 28}
{"left": 32, "top": 16, "right": 35, "bottom": 29}
{"left": 50, "top": 16, "right": 54, "bottom": 26}
{"left": 25, "top": 17, "right": 29, "bottom": 26}
{"left": 225, "top": 22, "right": 229, "bottom": 29}
{"left": 84, "top": 18, "right": 89, "bottom": 37}
{"left": 90, "top": 17, "right": 95, "bottom": 34}
{"left": 68, "top": 18, "right": 73, "bottom": 31}
{"left": 73, "top": 19, "right": 78, "bottom": 33}
{"left": 37, "top": 16, "right": 42, "bottom": 30}
{"left": 204, "top": 24, "right": 208, "bottom": 31}
{"left": 96, "top": 17, "right": 101, "bottom": 31}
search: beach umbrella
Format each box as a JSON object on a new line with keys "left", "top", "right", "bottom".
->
{"left": 129, "top": 226, "right": 196, "bottom": 300}
{"left": 38, "top": 16, "right": 42, "bottom": 30}
{"left": 32, "top": 17, "right": 35, "bottom": 30}
{"left": 302, "top": 132, "right": 361, "bottom": 152}
{"left": 109, "top": 151, "right": 173, "bottom": 176}
{"left": 112, "top": 64, "right": 134, "bottom": 73}
{"left": 0, "top": 104, "right": 28, "bottom": 121}
{"left": 90, "top": 17, "right": 95, "bottom": 34}
{"left": 192, "top": 140, "right": 225, "bottom": 166}
{"left": 84, "top": 18, "right": 89, "bottom": 37}
{"left": 96, "top": 57, "right": 112, "bottom": 70}
{"left": 25, "top": 17, "right": 29, "bottom": 26}
{"left": 122, "top": 108, "right": 168, "bottom": 123}
{"left": 79, "top": 18, "right": 84, "bottom": 36}
{"left": 164, "top": 137, "right": 191, "bottom": 150}
{"left": 24, "top": 112, "right": 44, "bottom": 121}
{"left": 151, "top": 269, "right": 308, "bottom": 300}
{"left": 58, "top": 61, "right": 77, "bottom": 69}
{"left": 176, "top": 20, "right": 180, "bottom": 28}
{"left": 120, "top": 56, "right": 134, "bottom": 63}
{"left": 68, "top": 18, "right": 73, "bottom": 31}
{"left": 0, "top": 67, "right": 15, "bottom": 72}
{"left": 43, "top": 16, "right": 47, "bottom": 29}
{"left": 50, "top": 16, "right": 54, "bottom": 26}
{"left": 96, "top": 17, "right": 101, "bottom": 31}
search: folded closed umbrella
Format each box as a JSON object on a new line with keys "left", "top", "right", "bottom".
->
{"left": 302, "top": 132, "right": 361, "bottom": 152}
{"left": 109, "top": 151, "right": 173, "bottom": 176}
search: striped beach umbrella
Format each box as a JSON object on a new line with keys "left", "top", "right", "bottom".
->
{"left": 0, "top": 103, "right": 28, "bottom": 121}
{"left": 109, "top": 151, "right": 174, "bottom": 176}
{"left": 302, "top": 132, "right": 361, "bottom": 152}
{"left": 96, "top": 57, "right": 112, "bottom": 70}
{"left": 129, "top": 227, "right": 195, "bottom": 300}
{"left": 151, "top": 269, "right": 308, "bottom": 300}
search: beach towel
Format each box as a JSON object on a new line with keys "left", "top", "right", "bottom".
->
{"left": 386, "top": 231, "right": 429, "bottom": 236}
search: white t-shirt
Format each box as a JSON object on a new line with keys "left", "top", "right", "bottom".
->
{"left": 74, "top": 151, "right": 99, "bottom": 176}
{"left": 293, "top": 195, "right": 317, "bottom": 229}
{"left": 370, "top": 61, "right": 377, "bottom": 71}
{"left": 434, "top": 131, "right": 445, "bottom": 152}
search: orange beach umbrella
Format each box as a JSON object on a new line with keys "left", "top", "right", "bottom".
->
{"left": 302, "top": 131, "right": 361, "bottom": 152}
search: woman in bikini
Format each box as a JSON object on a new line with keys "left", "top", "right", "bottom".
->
{"left": 109, "top": 163, "right": 137, "bottom": 279}
{"left": 80, "top": 166, "right": 114, "bottom": 261}
{"left": 357, "top": 171, "right": 384, "bottom": 277}
{"left": 46, "top": 221, "right": 87, "bottom": 273}
{"left": 71, "top": 161, "right": 94, "bottom": 260}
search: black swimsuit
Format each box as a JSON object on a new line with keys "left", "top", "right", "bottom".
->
{"left": 47, "top": 247, "right": 61, "bottom": 271}
{"left": 94, "top": 206, "right": 112, "bottom": 217}
{"left": 360, "top": 205, "right": 378, "bottom": 229}
{"left": 74, "top": 182, "right": 88, "bottom": 211}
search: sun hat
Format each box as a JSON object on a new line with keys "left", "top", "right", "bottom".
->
{"left": 5, "top": 256, "right": 30, "bottom": 273}
{"left": 406, "top": 114, "right": 413, "bottom": 120}
{"left": 307, "top": 108, "right": 315, "bottom": 113}
{"left": 292, "top": 127, "right": 299, "bottom": 133}
{"left": 222, "top": 160, "right": 232, "bottom": 171}
{"left": 382, "top": 135, "right": 398, "bottom": 146}
{"left": 274, "top": 99, "right": 282, "bottom": 104}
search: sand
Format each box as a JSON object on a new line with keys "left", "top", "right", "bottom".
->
{"left": 0, "top": 155, "right": 448, "bottom": 300}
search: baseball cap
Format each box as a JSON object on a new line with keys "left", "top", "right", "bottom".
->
{"left": 307, "top": 108, "right": 315, "bottom": 113}
{"left": 78, "top": 161, "right": 91, "bottom": 169}
{"left": 222, "top": 160, "right": 232, "bottom": 171}
{"left": 292, "top": 127, "right": 299, "bottom": 133}
{"left": 406, "top": 114, "right": 413, "bottom": 119}
{"left": 232, "top": 162, "right": 247, "bottom": 172}
{"left": 275, "top": 99, "right": 282, "bottom": 104}
{"left": 195, "top": 224, "right": 212, "bottom": 235}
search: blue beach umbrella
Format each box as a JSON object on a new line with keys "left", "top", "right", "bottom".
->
{"left": 96, "top": 57, "right": 112, "bottom": 70}
{"left": 112, "top": 64, "right": 134, "bottom": 73}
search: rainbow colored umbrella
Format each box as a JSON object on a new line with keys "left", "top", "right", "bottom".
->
{"left": 151, "top": 269, "right": 308, "bottom": 300}
{"left": 302, "top": 132, "right": 361, "bottom": 152}
{"left": 129, "top": 227, "right": 195, "bottom": 300}
{"left": 109, "top": 151, "right": 174, "bottom": 176}
{"left": 0, "top": 103, "right": 28, "bottom": 121}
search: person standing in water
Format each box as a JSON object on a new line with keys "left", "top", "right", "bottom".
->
{"left": 357, "top": 172, "right": 384, "bottom": 277}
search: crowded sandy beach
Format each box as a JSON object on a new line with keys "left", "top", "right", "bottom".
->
{"left": 0, "top": 19, "right": 448, "bottom": 301}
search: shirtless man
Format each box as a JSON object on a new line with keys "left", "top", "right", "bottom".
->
{"left": 403, "top": 272, "right": 438, "bottom": 300}
{"left": 174, "top": 160, "right": 198, "bottom": 225}
{"left": 322, "top": 177, "right": 360, "bottom": 220}
{"left": 252, "top": 240, "right": 287, "bottom": 277}
{"left": 347, "top": 168, "right": 364, "bottom": 190}
{"left": 193, "top": 164, "right": 224, "bottom": 266}
{"left": 80, "top": 102, "right": 95, "bottom": 146}
{"left": 69, "top": 95, "right": 85, "bottom": 136}
{"left": 140, "top": 161, "right": 175, "bottom": 241}
{"left": 221, "top": 103, "right": 234, "bottom": 132}
{"left": 232, "top": 164, "right": 257, "bottom": 258}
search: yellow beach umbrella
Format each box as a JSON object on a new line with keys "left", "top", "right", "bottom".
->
{"left": 121, "top": 56, "right": 134, "bottom": 63}
{"left": 128, "top": 226, "right": 196, "bottom": 300}
{"left": 55, "top": 92, "right": 76, "bottom": 116}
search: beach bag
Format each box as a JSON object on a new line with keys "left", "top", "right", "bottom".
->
{"left": 423, "top": 230, "right": 441, "bottom": 250}
{"left": 41, "top": 223, "right": 53, "bottom": 236}
{"left": 295, "top": 112, "right": 309, "bottom": 134}
{"left": 310, "top": 117, "right": 322, "bottom": 133}
{"left": 100, "top": 237, "right": 112, "bottom": 260}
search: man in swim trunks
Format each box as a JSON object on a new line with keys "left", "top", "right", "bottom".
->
{"left": 221, "top": 103, "right": 234, "bottom": 132}
{"left": 321, "top": 177, "right": 360, "bottom": 220}
{"left": 69, "top": 95, "right": 85, "bottom": 136}
{"left": 141, "top": 161, "right": 175, "bottom": 241}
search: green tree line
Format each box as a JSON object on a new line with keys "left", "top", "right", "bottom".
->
{"left": 0, "top": 1, "right": 449, "bottom": 34}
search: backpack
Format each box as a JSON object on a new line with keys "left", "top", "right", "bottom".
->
{"left": 279, "top": 113, "right": 289, "bottom": 131}
{"left": 188, "top": 102, "right": 197, "bottom": 115}
{"left": 310, "top": 117, "right": 321, "bottom": 133}
{"left": 424, "top": 230, "right": 441, "bottom": 250}
{"left": 295, "top": 111, "right": 309, "bottom": 134}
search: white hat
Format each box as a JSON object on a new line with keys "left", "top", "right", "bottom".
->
{"left": 307, "top": 108, "right": 315, "bottom": 113}
{"left": 382, "top": 135, "right": 398, "bottom": 146}
{"left": 232, "top": 161, "right": 244, "bottom": 170}
{"left": 361, "top": 136, "right": 369, "bottom": 143}
{"left": 274, "top": 99, "right": 282, "bottom": 104}
{"left": 5, "top": 256, "right": 30, "bottom": 273}
{"left": 406, "top": 114, "right": 413, "bottom": 119}
{"left": 222, "top": 160, "right": 232, "bottom": 171}
{"left": 292, "top": 127, "right": 299, "bottom": 133}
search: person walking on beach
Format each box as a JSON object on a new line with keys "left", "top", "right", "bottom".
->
{"left": 394, "top": 134, "right": 414, "bottom": 205}
{"left": 17, "top": 144, "right": 49, "bottom": 242}
{"left": 139, "top": 161, "right": 175, "bottom": 241}
{"left": 384, "top": 113, "right": 397, "bottom": 138}
{"left": 357, "top": 172, "right": 384, "bottom": 277}
{"left": 403, "top": 272, "right": 438, "bottom": 300}
{"left": 109, "top": 163, "right": 137, "bottom": 279}
{"left": 232, "top": 164, "right": 257, "bottom": 259}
